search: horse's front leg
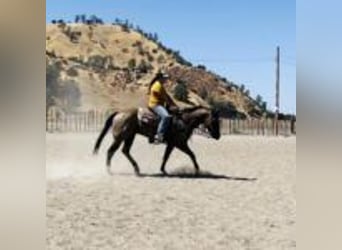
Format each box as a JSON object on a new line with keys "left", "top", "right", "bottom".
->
{"left": 177, "top": 143, "right": 200, "bottom": 174}
{"left": 160, "top": 144, "right": 174, "bottom": 175}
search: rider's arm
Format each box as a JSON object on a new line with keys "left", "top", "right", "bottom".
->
{"left": 165, "top": 91, "right": 177, "bottom": 107}
{"left": 150, "top": 82, "right": 163, "bottom": 99}
{"left": 151, "top": 89, "right": 163, "bottom": 99}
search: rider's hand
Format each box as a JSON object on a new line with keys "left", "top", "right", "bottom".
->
{"left": 169, "top": 105, "right": 179, "bottom": 113}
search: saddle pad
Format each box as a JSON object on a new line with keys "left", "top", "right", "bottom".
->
{"left": 137, "top": 107, "right": 157, "bottom": 123}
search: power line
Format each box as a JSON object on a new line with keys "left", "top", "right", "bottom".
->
{"left": 188, "top": 57, "right": 296, "bottom": 65}
{"left": 281, "top": 62, "right": 296, "bottom": 67}
{"left": 282, "top": 55, "right": 296, "bottom": 60}
{"left": 189, "top": 57, "right": 273, "bottom": 63}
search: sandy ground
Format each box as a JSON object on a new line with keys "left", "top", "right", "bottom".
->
{"left": 46, "top": 133, "right": 296, "bottom": 250}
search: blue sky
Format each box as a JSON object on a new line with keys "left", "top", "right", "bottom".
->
{"left": 46, "top": 0, "right": 296, "bottom": 114}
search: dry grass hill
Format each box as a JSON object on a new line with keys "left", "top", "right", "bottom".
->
{"left": 46, "top": 21, "right": 266, "bottom": 118}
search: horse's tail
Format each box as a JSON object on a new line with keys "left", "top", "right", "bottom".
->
{"left": 93, "top": 112, "right": 117, "bottom": 154}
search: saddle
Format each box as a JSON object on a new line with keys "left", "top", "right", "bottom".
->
{"left": 137, "top": 107, "right": 160, "bottom": 143}
{"left": 137, "top": 106, "right": 182, "bottom": 125}
{"left": 137, "top": 107, "right": 184, "bottom": 144}
{"left": 137, "top": 107, "right": 159, "bottom": 126}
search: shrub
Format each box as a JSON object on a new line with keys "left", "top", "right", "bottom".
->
{"left": 157, "top": 55, "right": 166, "bottom": 64}
{"left": 197, "top": 64, "right": 206, "bottom": 70}
{"left": 199, "top": 87, "right": 209, "bottom": 100}
{"left": 87, "top": 55, "right": 106, "bottom": 70}
{"left": 173, "top": 81, "right": 188, "bottom": 102}
{"left": 46, "top": 63, "right": 61, "bottom": 108}
{"left": 128, "top": 58, "right": 136, "bottom": 69}
{"left": 138, "top": 50, "right": 145, "bottom": 56}
{"left": 66, "top": 67, "right": 78, "bottom": 77}
{"left": 105, "top": 56, "right": 115, "bottom": 70}
{"left": 262, "top": 101, "right": 267, "bottom": 112}
{"left": 207, "top": 97, "right": 243, "bottom": 118}
{"left": 57, "top": 22, "right": 66, "bottom": 30}
{"left": 165, "top": 48, "right": 172, "bottom": 55}
{"left": 121, "top": 24, "right": 130, "bottom": 32}
{"left": 138, "top": 59, "right": 153, "bottom": 73}
{"left": 147, "top": 54, "right": 154, "bottom": 62}
{"left": 255, "top": 94, "right": 263, "bottom": 105}
{"left": 60, "top": 80, "right": 81, "bottom": 112}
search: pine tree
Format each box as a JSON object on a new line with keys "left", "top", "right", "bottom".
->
{"left": 75, "top": 15, "right": 80, "bottom": 23}
{"left": 46, "top": 63, "right": 60, "bottom": 108}
{"left": 256, "top": 94, "right": 263, "bottom": 105}
{"left": 174, "top": 81, "right": 188, "bottom": 102}
{"left": 80, "top": 15, "right": 86, "bottom": 23}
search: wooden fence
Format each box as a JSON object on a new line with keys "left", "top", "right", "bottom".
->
{"left": 46, "top": 108, "right": 111, "bottom": 133}
{"left": 46, "top": 108, "right": 296, "bottom": 136}
{"left": 218, "top": 118, "right": 295, "bottom": 136}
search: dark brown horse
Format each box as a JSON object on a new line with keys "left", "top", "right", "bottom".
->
{"left": 93, "top": 106, "right": 221, "bottom": 175}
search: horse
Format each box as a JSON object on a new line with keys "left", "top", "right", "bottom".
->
{"left": 93, "top": 106, "right": 221, "bottom": 175}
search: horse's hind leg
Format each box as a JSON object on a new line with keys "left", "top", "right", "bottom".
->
{"left": 106, "top": 138, "right": 123, "bottom": 173}
{"left": 122, "top": 134, "right": 140, "bottom": 175}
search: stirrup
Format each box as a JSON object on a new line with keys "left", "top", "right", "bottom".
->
{"left": 153, "top": 134, "right": 164, "bottom": 144}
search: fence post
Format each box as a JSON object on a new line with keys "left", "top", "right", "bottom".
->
{"left": 256, "top": 119, "right": 260, "bottom": 135}
{"left": 56, "top": 111, "right": 60, "bottom": 132}
{"left": 77, "top": 112, "right": 80, "bottom": 132}
{"left": 82, "top": 112, "right": 84, "bottom": 132}
{"left": 85, "top": 111, "right": 88, "bottom": 132}
{"left": 66, "top": 113, "right": 69, "bottom": 132}
{"left": 95, "top": 109, "right": 98, "bottom": 132}
{"left": 73, "top": 113, "right": 76, "bottom": 132}
{"left": 228, "top": 119, "right": 231, "bottom": 134}
{"left": 251, "top": 119, "right": 254, "bottom": 135}
{"left": 63, "top": 112, "right": 66, "bottom": 132}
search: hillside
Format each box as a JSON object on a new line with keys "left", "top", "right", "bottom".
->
{"left": 46, "top": 22, "right": 265, "bottom": 118}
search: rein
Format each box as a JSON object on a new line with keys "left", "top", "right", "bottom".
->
{"left": 172, "top": 106, "right": 212, "bottom": 138}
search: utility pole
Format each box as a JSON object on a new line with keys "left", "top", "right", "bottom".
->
{"left": 275, "top": 46, "right": 280, "bottom": 136}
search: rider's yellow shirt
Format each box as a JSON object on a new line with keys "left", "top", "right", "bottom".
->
{"left": 148, "top": 81, "right": 167, "bottom": 108}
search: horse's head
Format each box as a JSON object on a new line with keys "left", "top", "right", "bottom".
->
{"left": 203, "top": 108, "right": 221, "bottom": 140}
{"left": 181, "top": 106, "right": 221, "bottom": 140}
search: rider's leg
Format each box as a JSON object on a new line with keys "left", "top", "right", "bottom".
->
{"left": 153, "top": 105, "right": 171, "bottom": 141}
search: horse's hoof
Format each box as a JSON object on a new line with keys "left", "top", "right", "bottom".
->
{"left": 106, "top": 167, "right": 113, "bottom": 175}
{"left": 161, "top": 169, "right": 168, "bottom": 176}
{"left": 134, "top": 170, "right": 141, "bottom": 176}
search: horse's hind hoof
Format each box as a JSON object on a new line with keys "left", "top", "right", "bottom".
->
{"left": 106, "top": 167, "right": 113, "bottom": 175}
{"left": 161, "top": 169, "right": 168, "bottom": 176}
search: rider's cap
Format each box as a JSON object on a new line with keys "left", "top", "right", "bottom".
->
{"left": 158, "top": 70, "right": 169, "bottom": 79}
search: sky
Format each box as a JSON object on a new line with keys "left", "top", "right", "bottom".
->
{"left": 46, "top": 0, "right": 296, "bottom": 114}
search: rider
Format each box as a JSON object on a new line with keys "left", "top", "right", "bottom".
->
{"left": 148, "top": 70, "right": 176, "bottom": 143}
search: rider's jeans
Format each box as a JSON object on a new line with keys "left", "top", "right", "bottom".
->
{"left": 153, "top": 105, "right": 171, "bottom": 136}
